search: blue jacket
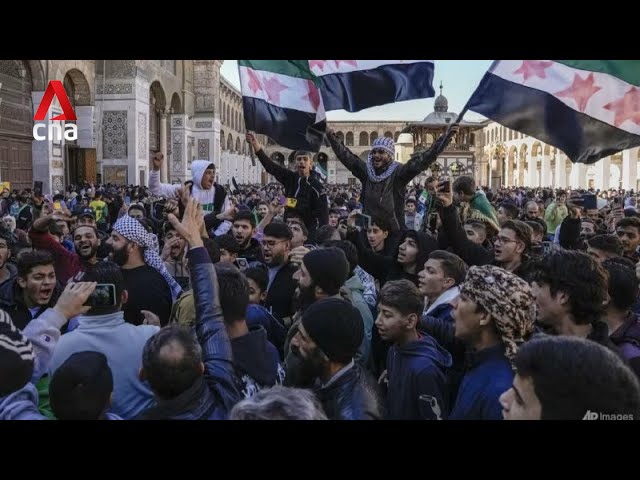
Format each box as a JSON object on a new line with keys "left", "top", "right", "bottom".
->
{"left": 231, "top": 325, "right": 284, "bottom": 398}
{"left": 136, "top": 247, "right": 241, "bottom": 420}
{"left": 449, "top": 344, "right": 513, "bottom": 420}
{"left": 385, "top": 334, "right": 452, "bottom": 420}
{"left": 245, "top": 303, "right": 287, "bottom": 359}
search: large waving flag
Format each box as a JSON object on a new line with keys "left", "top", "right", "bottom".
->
{"left": 239, "top": 60, "right": 326, "bottom": 152}
{"left": 239, "top": 60, "right": 436, "bottom": 151}
{"left": 309, "top": 60, "right": 435, "bottom": 112}
{"left": 466, "top": 60, "right": 640, "bottom": 164}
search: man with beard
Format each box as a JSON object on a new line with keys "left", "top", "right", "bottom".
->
{"left": 161, "top": 225, "right": 189, "bottom": 291}
{"left": 0, "top": 251, "right": 62, "bottom": 330}
{"left": 28, "top": 211, "right": 101, "bottom": 284}
{"left": 255, "top": 201, "right": 269, "bottom": 223}
{"left": 326, "top": 127, "right": 456, "bottom": 232}
{"left": 520, "top": 200, "right": 547, "bottom": 234}
{"left": 283, "top": 247, "right": 350, "bottom": 387}
{"left": 228, "top": 210, "right": 263, "bottom": 263}
{"left": 262, "top": 222, "right": 298, "bottom": 326}
{"left": 108, "top": 216, "right": 175, "bottom": 326}
{"left": 247, "top": 133, "right": 328, "bottom": 240}
{"left": 289, "top": 298, "right": 383, "bottom": 420}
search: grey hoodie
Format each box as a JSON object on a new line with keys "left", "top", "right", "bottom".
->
{"left": 344, "top": 275, "right": 374, "bottom": 366}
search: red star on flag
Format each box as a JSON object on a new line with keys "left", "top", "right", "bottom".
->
{"left": 309, "top": 60, "right": 327, "bottom": 72}
{"left": 334, "top": 60, "right": 358, "bottom": 68}
{"left": 603, "top": 86, "right": 640, "bottom": 128}
{"left": 262, "top": 76, "right": 288, "bottom": 104}
{"left": 513, "top": 60, "right": 554, "bottom": 82}
{"left": 246, "top": 68, "right": 263, "bottom": 95}
{"left": 554, "top": 72, "right": 602, "bottom": 112}
{"left": 302, "top": 79, "right": 321, "bottom": 111}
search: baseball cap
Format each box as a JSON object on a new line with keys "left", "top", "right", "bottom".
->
{"left": 77, "top": 207, "right": 96, "bottom": 219}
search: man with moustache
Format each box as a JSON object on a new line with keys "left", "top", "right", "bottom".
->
{"left": 283, "top": 248, "right": 351, "bottom": 387}
{"left": 262, "top": 222, "right": 298, "bottom": 325}
{"left": 288, "top": 298, "right": 383, "bottom": 420}
{"left": 28, "top": 211, "right": 101, "bottom": 284}
{"left": 108, "top": 215, "right": 175, "bottom": 326}
{"left": 228, "top": 210, "right": 264, "bottom": 263}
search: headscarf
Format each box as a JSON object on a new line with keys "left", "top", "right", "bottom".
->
{"left": 366, "top": 137, "right": 399, "bottom": 183}
{"left": 460, "top": 265, "right": 536, "bottom": 365}
{"left": 113, "top": 215, "right": 182, "bottom": 300}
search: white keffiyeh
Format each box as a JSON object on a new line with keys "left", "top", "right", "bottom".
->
{"left": 113, "top": 215, "right": 183, "bottom": 300}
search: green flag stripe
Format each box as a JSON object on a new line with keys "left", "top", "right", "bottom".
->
{"left": 238, "top": 60, "right": 317, "bottom": 81}
{"left": 555, "top": 60, "right": 640, "bottom": 87}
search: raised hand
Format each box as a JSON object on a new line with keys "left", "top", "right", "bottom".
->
{"left": 246, "top": 132, "right": 262, "bottom": 153}
{"left": 53, "top": 281, "right": 97, "bottom": 320}
{"left": 167, "top": 198, "right": 203, "bottom": 248}
{"left": 141, "top": 310, "right": 161, "bottom": 327}
{"left": 152, "top": 152, "right": 164, "bottom": 172}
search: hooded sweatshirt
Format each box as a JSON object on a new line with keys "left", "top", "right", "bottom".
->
{"left": 385, "top": 333, "right": 452, "bottom": 420}
{"left": 148, "top": 159, "right": 232, "bottom": 236}
{"left": 231, "top": 325, "right": 284, "bottom": 398}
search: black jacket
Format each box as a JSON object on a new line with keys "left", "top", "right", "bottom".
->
{"left": 327, "top": 131, "right": 443, "bottom": 232}
{"left": 314, "top": 362, "right": 384, "bottom": 420}
{"left": 238, "top": 237, "right": 264, "bottom": 264}
{"left": 265, "top": 262, "right": 298, "bottom": 326}
{"left": 256, "top": 149, "right": 328, "bottom": 236}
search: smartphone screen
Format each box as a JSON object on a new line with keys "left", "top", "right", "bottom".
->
{"left": 354, "top": 213, "right": 371, "bottom": 230}
{"left": 235, "top": 258, "right": 249, "bottom": 270}
{"left": 84, "top": 284, "right": 117, "bottom": 307}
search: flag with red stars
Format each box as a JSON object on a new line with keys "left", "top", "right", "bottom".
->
{"left": 467, "top": 60, "right": 640, "bottom": 164}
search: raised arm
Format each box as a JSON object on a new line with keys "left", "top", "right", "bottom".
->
{"left": 247, "top": 133, "right": 296, "bottom": 186}
{"left": 325, "top": 129, "right": 368, "bottom": 182}
{"left": 148, "top": 153, "right": 182, "bottom": 199}
{"left": 168, "top": 198, "right": 241, "bottom": 415}
{"left": 397, "top": 126, "right": 459, "bottom": 183}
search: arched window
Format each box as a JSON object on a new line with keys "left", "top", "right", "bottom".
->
{"left": 370, "top": 131, "right": 378, "bottom": 144}
{"left": 346, "top": 132, "right": 354, "bottom": 146}
{"left": 220, "top": 130, "right": 225, "bottom": 150}
{"left": 235, "top": 137, "right": 241, "bottom": 152}
{"left": 359, "top": 132, "right": 368, "bottom": 146}
{"left": 336, "top": 131, "right": 344, "bottom": 143}
{"left": 227, "top": 134, "right": 233, "bottom": 150}
{"left": 384, "top": 131, "right": 393, "bottom": 139}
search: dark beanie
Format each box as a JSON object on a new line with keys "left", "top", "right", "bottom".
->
{"left": 0, "top": 310, "right": 34, "bottom": 397}
{"left": 302, "top": 247, "right": 350, "bottom": 296}
{"left": 50, "top": 351, "right": 114, "bottom": 420}
{"left": 301, "top": 298, "right": 364, "bottom": 364}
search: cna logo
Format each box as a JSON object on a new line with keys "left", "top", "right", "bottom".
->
{"left": 33, "top": 80, "right": 78, "bottom": 141}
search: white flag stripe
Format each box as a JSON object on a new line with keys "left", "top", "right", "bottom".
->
{"left": 239, "top": 66, "right": 323, "bottom": 115}
{"left": 309, "top": 60, "right": 434, "bottom": 77}
{"left": 492, "top": 60, "right": 640, "bottom": 136}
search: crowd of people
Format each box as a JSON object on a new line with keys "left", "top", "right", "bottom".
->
{"left": 1, "top": 131, "right": 639, "bottom": 421}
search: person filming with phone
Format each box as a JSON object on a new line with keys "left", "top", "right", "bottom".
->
{"left": 246, "top": 133, "right": 329, "bottom": 241}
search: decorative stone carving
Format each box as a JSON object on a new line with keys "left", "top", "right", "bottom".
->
{"left": 138, "top": 112, "right": 147, "bottom": 159}
{"left": 102, "top": 111, "right": 128, "bottom": 159}
{"left": 195, "top": 121, "right": 212, "bottom": 129}
{"left": 198, "top": 139, "right": 210, "bottom": 160}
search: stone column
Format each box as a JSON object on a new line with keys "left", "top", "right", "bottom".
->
{"left": 527, "top": 155, "right": 538, "bottom": 187}
{"left": 570, "top": 162, "right": 587, "bottom": 189}
{"left": 505, "top": 156, "right": 512, "bottom": 187}
{"left": 555, "top": 152, "right": 567, "bottom": 188}
{"left": 541, "top": 155, "right": 551, "bottom": 188}
{"left": 159, "top": 110, "right": 168, "bottom": 183}
{"left": 595, "top": 156, "right": 610, "bottom": 190}
{"left": 622, "top": 147, "right": 638, "bottom": 191}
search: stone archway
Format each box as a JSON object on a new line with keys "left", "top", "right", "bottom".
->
{"left": 62, "top": 68, "right": 93, "bottom": 187}
{"left": 149, "top": 81, "right": 168, "bottom": 181}
{"left": 170, "top": 92, "right": 183, "bottom": 114}
{"left": 0, "top": 60, "right": 34, "bottom": 191}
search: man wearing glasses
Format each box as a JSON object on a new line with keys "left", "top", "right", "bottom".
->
{"left": 262, "top": 222, "right": 298, "bottom": 327}
{"left": 435, "top": 186, "right": 533, "bottom": 279}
